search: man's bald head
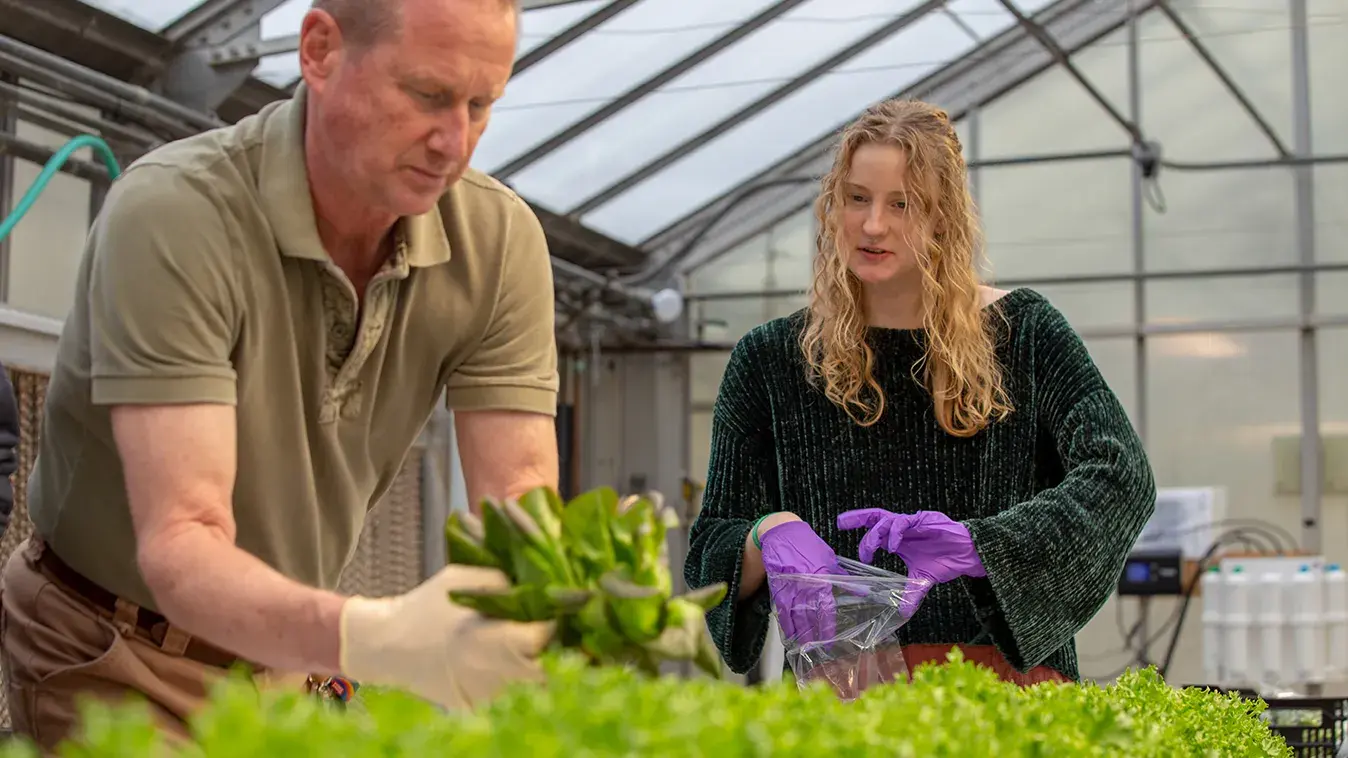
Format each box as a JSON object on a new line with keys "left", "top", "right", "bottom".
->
{"left": 309, "top": 0, "right": 519, "bottom": 50}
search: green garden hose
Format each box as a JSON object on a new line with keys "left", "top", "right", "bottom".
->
{"left": 0, "top": 134, "right": 122, "bottom": 244}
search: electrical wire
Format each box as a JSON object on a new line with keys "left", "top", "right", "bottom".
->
{"left": 1083, "top": 520, "right": 1297, "bottom": 681}
{"left": 0, "top": 134, "right": 122, "bottom": 245}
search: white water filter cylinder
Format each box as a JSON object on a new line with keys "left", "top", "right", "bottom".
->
{"left": 1223, "top": 565, "right": 1251, "bottom": 686}
{"left": 1201, "top": 566, "right": 1224, "bottom": 685}
{"left": 1290, "top": 564, "right": 1323, "bottom": 685}
{"left": 1325, "top": 564, "right": 1347, "bottom": 681}
{"left": 1258, "top": 570, "right": 1283, "bottom": 688}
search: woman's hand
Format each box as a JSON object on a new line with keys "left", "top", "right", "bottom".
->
{"left": 837, "top": 509, "right": 985, "bottom": 614}
{"left": 758, "top": 520, "right": 845, "bottom": 645}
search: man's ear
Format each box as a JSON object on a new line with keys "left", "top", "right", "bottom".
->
{"left": 297, "top": 9, "right": 344, "bottom": 93}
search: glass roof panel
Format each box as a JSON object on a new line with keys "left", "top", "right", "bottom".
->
{"left": 945, "top": 0, "right": 1058, "bottom": 39}
{"left": 516, "top": 0, "right": 613, "bottom": 58}
{"left": 505, "top": 0, "right": 930, "bottom": 213}
{"left": 576, "top": 11, "right": 980, "bottom": 243}
{"left": 471, "top": 0, "right": 785, "bottom": 174}
{"left": 241, "top": 0, "right": 612, "bottom": 91}
{"left": 248, "top": 0, "right": 309, "bottom": 87}
{"left": 77, "top": 0, "right": 201, "bottom": 30}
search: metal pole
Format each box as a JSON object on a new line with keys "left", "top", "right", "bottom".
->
{"left": 0, "top": 35, "right": 219, "bottom": 136}
{"left": 683, "top": 261, "right": 1348, "bottom": 302}
{"left": 0, "top": 80, "right": 164, "bottom": 148}
{"left": 1289, "top": 0, "right": 1320, "bottom": 555}
{"left": 1127, "top": 0, "right": 1147, "bottom": 445}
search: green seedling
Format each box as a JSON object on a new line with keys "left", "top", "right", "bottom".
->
{"left": 444, "top": 485, "right": 729, "bottom": 680}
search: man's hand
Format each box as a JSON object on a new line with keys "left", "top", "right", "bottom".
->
{"left": 340, "top": 564, "right": 555, "bottom": 709}
{"left": 454, "top": 409, "right": 558, "bottom": 510}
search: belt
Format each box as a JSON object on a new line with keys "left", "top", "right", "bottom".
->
{"left": 35, "top": 546, "right": 245, "bottom": 670}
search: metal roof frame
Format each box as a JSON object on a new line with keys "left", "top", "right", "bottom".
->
{"left": 564, "top": 0, "right": 949, "bottom": 217}
{"left": 637, "top": 0, "right": 1301, "bottom": 280}
{"left": 492, "top": 0, "right": 811, "bottom": 182}
{"left": 1, "top": 0, "right": 1298, "bottom": 286}
{"left": 633, "top": 0, "right": 1153, "bottom": 278}
{"left": 0, "top": 0, "right": 648, "bottom": 273}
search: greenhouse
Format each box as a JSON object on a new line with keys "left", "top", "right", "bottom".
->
{"left": 0, "top": 0, "right": 1345, "bottom": 754}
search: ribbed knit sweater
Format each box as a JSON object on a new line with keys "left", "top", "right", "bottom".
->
{"left": 685, "top": 288, "right": 1157, "bottom": 682}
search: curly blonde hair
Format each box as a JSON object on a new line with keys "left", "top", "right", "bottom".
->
{"left": 799, "top": 99, "right": 1012, "bottom": 437}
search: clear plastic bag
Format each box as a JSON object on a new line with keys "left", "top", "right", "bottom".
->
{"left": 769, "top": 556, "right": 930, "bottom": 701}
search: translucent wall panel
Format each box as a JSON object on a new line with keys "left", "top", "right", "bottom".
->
{"left": 1316, "top": 328, "right": 1348, "bottom": 562}
{"left": 7, "top": 115, "right": 93, "bottom": 320}
{"left": 1165, "top": 0, "right": 1293, "bottom": 140}
{"left": 970, "top": 20, "right": 1132, "bottom": 282}
{"left": 1139, "top": 329, "right": 1303, "bottom": 686}
{"left": 1140, "top": 8, "right": 1297, "bottom": 272}
{"left": 1024, "top": 282, "right": 1135, "bottom": 332}
{"left": 1148, "top": 329, "right": 1299, "bottom": 529}
{"left": 1311, "top": 0, "right": 1348, "bottom": 310}
{"left": 973, "top": 26, "right": 1130, "bottom": 160}
{"left": 977, "top": 158, "right": 1135, "bottom": 280}
{"left": 684, "top": 208, "right": 811, "bottom": 430}
{"left": 1145, "top": 274, "right": 1300, "bottom": 324}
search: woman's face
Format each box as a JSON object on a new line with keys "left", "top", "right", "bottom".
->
{"left": 840, "top": 142, "right": 927, "bottom": 288}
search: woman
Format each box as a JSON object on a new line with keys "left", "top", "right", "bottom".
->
{"left": 684, "top": 99, "right": 1156, "bottom": 687}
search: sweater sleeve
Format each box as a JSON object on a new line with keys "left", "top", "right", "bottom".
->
{"left": 684, "top": 329, "right": 780, "bottom": 675}
{"left": 958, "top": 302, "right": 1157, "bottom": 673}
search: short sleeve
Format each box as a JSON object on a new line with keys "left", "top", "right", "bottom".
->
{"left": 87, "top": 165, "right": 240, "bottom": 406}
{"left": 444, "top": 196, "right": 558, "bottom": 416}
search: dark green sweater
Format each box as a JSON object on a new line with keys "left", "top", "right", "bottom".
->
{"left": 684, "top": 288, "right": 1156, "bottom": 682}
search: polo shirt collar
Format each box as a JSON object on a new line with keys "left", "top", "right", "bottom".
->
{"left": 258, "top": 84, "right": 452, "bottom": 270}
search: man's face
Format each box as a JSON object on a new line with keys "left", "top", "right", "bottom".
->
{"left": 301, "top": 0, "right": 517, "bottom": 218}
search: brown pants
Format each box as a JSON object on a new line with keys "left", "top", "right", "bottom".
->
{"left": 0, "top": 539, "right": 308, "bottom": 753}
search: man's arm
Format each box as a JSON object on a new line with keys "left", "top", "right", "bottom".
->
{"left": 455, "top": 410, "right": 558, "bottom": 510}
{"left": 86, "top": 166, "right": 347, "bottom": 674}
{"left": 445, "top": 192, "right": 560, "bottom": 510}
{"left": 114, "top": 403, "right": 346, "bottom": 675}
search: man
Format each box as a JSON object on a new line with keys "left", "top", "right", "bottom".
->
{"left": 0, "top": 0, "right": 558, "bottom": 749}
{"left": 0, "top": 361, "right": 16, "bottom": 539}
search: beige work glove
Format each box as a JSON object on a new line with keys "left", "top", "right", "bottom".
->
{"left": 338, "top": 564, "right": 555, "bottom": 710}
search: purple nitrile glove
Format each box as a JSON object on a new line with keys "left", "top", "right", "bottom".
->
{"left": 759, "top": 520, "right": 844, "bottom": 645}
{"left": 837, "top": 509, "right": 985, "bottom": 616}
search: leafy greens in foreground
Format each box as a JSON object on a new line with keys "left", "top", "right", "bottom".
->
{"left": 443, "top": 486, "right": 727, "bottom": 678}
{"left": 8, "top": 651, "right": 1293, "bottom": 757}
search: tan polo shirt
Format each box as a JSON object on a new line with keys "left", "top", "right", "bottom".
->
{"left": 27, "top": 86, "right": 559, "bottom": 613}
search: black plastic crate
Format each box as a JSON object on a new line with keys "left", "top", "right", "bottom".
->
{"left": 1257, "top": 696, "right": 1347, "bottom": 758}
{"left": 1187, "top": 686, "right": 1346, "bottom": 757}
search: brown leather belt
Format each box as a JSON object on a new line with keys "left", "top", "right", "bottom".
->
{"left": 35, "top": 546, "right": 245, "bottom": 670}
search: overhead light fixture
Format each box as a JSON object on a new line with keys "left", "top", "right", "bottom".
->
{"left": 649, "top": 288, "right": 684, "bottom": 325}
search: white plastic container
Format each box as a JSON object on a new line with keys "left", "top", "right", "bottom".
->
{"left": 1289, "top": 564, "right": 1323, "bottom": 685}
{"left": 1325, "top": 564, "right": 1347, "bottom": 681}
{"left": 1201, "top": 565, "right": 1224, "bottom": 685}
{"left": 1223, "top": 565, "right": 1252, "bottom": 685}
{"left": 1257, "top": 570, "right": 1283, "bottom": 687}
